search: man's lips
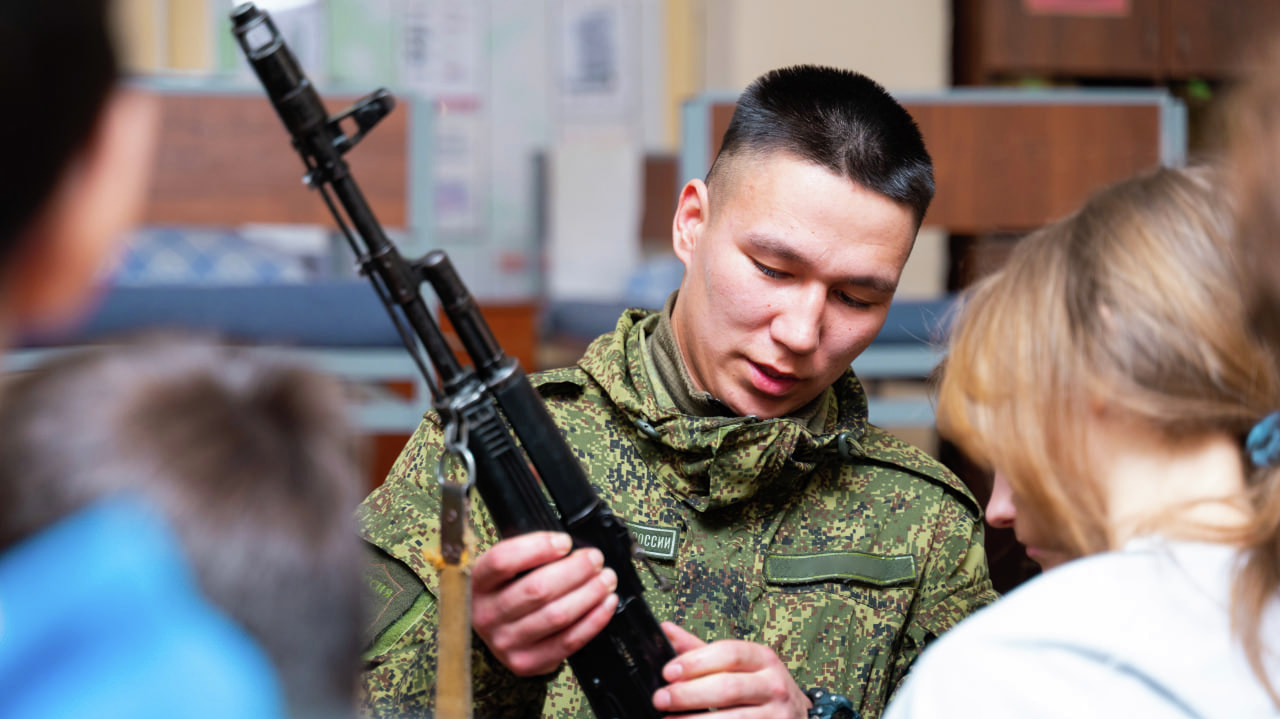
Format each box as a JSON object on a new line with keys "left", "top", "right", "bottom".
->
{"left": 748, "top": 361, "right": 800, "bottom": 396}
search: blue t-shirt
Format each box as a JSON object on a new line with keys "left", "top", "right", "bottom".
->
{"left": 0, "top": 497, "right": 286, "bottom": 719}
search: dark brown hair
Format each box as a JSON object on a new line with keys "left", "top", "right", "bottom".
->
{"left": 0, "top": 0, "right": 118, "bottom": 261}
{"left": 709, "top": 64, "right": 934, "bottom": 227}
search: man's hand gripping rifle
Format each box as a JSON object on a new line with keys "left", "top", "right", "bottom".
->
{"left": 231, "top": 5, "right": 680, "bottom": 718}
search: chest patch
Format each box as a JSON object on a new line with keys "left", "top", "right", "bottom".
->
{"left": 765, "top": 551, "right": 917, "bottom": 587}
{"left": 626, "top": 521, "right": 680, "bottom": 561}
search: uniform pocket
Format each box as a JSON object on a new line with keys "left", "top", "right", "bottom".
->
{"left": 751, "top": 552, "right": 918, "bottom": 714}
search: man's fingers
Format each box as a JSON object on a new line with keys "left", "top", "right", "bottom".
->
{"left": 471, "top": 536, "right": 619, "bottom": 678}
{"left": 509, "top": 591, "right": 621, "bottom": 677}
{"left": 662, "top": 622, "right": 707, "bottom": 656}
{"left": 664, "top": 639, "right": 772, "bottom": 682}
{"left": 485, "top": 588, "right": 619, "bottom": 677}
{"left": 476, "top": 546, "right": 606, "bottom": 626}
{"left": 654, "top": 641, "right": 802, "bottom": 716}
{"left": 489, "top": 561, "right": 618, "bottom": 649}
{"left": 471, "top": 532, "right": 572, "bottom": 593}
{"left": 655, "top": 671, "right": 783, "bottom": 714}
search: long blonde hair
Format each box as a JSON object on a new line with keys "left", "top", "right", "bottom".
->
{"left": 936, "top": 164, "right": 1280, "bottom": 702}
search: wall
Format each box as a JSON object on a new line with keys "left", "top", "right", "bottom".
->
{"left": 706, "top": 0, "right": 949, "bottom": 92}
{"left": 109, "top": 1, "right": 952, "bottom": 304}
{"left": 672, "top": 0, "right": 952, "bottom": 301}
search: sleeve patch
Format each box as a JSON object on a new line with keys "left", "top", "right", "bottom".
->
{"left": 362, "top": 542, "right": 429, "bottom": 653}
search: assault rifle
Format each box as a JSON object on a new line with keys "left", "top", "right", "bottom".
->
{"left": 231, "top": 5, "right": 679, "bottom": 718}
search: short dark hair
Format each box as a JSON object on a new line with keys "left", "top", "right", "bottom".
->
{"left": 709, "top": 65, "right": 935, "bottom": 226}
{"left": 0, "top": 0, "right": 119, "bottom": 260}
{"left": 0, "top": 335, "right": 366, "bottom": 718}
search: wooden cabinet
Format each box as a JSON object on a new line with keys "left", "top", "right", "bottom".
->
{"left": 1162, "top": 0, "right": 1280, "bottom": 78}
{"left": 147, "top": 92, "right": 409, "bottom": 228}
{"left": 958, "top": 0, "right": 1163, "bottom": 80}
{"left": 438, "top": 303, "right": 540, "bottom": 374}
{"left": 956, "top": 0, "right": 1280, "bottom": 83}
{"left": 698, "top": 92, "right": 1180, "bottom": 234}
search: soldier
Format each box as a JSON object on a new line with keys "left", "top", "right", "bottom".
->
{"left": 359, "top": 65, "right": 997, "bottom": 719}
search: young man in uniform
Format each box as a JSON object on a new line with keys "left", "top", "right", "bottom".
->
{"left": 358, "top": 65, "right": 997, "bottom": 719}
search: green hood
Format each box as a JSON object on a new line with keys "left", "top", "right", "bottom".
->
{"left": 574, "top": 307, "right": 872, "bottom": 512}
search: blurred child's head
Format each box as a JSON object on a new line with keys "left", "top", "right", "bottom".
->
{"left": 0, "top": 335, "right": 367, "bottom": 717}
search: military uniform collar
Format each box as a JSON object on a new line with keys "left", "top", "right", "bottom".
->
{"left": 641, "top": 292, "right": 831, "bottom": 432}
{"left": 577, "top": 307, "right": 870, "bottom": 511}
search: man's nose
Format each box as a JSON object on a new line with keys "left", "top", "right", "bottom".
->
{"left": 771, "top": 286, "right": 824, "bottom": 355}
{"left": 985, "top": 472, "right": 1017, "bottom": 529}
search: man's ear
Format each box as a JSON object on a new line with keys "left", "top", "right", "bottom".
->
{"left": 4, "top": 88, "right": 159, "bottom": 330}
{"left": 672, "top": 178, "right": 710, "bottom": 265}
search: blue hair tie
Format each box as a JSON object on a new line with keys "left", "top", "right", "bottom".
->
{"left": 1246, "top": 411, "right": 1280, "bottom": 468}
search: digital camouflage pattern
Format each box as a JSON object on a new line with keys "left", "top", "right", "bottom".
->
{"left": 357, "top": 308, "right": 997, "bottom": 719}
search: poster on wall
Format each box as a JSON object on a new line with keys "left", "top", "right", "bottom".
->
{"left": 432, "top": 97, "right": 486, "bottom": 234}
{"left": 555, "top": 0, "right": 637, "bottom": 121}
{"left": 398, "top": 0, "right": 488, "bottom": 236}
{"left": 399, "top": 0, "right": 484, "bottom": 98}
{"left": 326, "top": 0, "right": 398, "bottom": 84}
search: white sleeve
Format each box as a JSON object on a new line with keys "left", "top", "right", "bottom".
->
{"left": 883, "top": 629, "right": 1198, "bottom": 719}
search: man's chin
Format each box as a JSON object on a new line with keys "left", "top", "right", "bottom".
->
{"left": 730, "top": 394, "right": 813, "bottom": 421}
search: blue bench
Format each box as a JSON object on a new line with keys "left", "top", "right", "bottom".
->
{"left": 11, "top": 284, "right": 952, "bottom": 430}
{"left": 10, "top": 282, "right": 431, "bottom": 434}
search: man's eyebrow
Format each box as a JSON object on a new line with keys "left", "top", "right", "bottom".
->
{"left": 845, "top": 273, "right": 898, "bottom": 295}
{"left": 746, "top": 233, "right": 898, "bottom": 294}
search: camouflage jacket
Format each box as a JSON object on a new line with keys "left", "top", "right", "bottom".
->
{"left": 357, "top": 308, "right": 996, "bottom": 719}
